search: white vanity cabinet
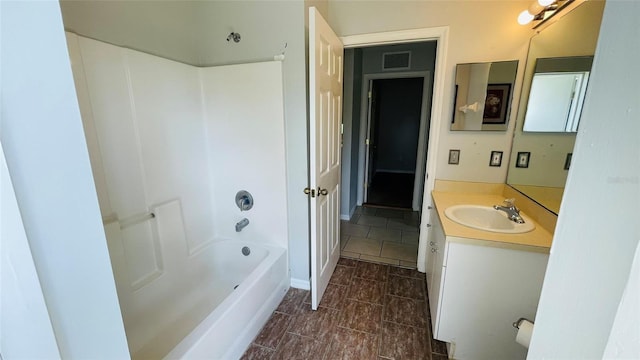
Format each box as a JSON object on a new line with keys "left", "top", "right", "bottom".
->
{"left": 426, "top": 206, "right": 447, "bottom": 334}
{"left": 427, "top": 207, "right": 549, "bottom": 360}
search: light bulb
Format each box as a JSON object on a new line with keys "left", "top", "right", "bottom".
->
{"left": 518, "top": 9, "right": 535, "bottom": 25}
{"left": 538, "top": 0, "right": 555, "bottom": 6}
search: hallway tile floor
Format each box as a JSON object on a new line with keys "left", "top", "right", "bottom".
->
{"left": 241, "top": 258, "right": 448, "bottom": 360}
{"left": 341, "top": 206, "right": 420, "bottom": 268}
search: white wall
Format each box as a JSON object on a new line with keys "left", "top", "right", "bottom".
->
{"left": 528, "top": 1, "right": 640, "bottom": 358}
{"left": 328, "top": 0, "right": 532, "bottom": 184}
{"left": 1, "top": 145, "right": 60, "bottom": 359}
{"left": 60, "top": 0, "right": 200, "bottom": 65}
{"left": 201, "top": 62, "right": 288, "bottom": 248}
{"left": 0, "top": 1, "right": 130, "bottom": 357}
{"left": 74, "top": 35, "right": 217, "bottom": 250}
{"left": 603, "top": 241, "right": 640, "bottom": 358}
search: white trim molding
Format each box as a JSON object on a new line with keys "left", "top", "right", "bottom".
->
{"left": 290, "top": 278, "right": 311, "bottom": 290}
{"left": 341, "top": 27, "right": 450, "bottom": 48}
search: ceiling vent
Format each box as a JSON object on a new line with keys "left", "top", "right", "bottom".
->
{"left": 382, "top": 51, "right": 411, "bottom": 70}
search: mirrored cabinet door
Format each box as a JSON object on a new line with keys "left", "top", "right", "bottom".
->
{"left": 451, "top": 60, "right": 518, "bottom": 131}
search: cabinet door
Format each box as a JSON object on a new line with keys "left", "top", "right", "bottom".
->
{"left": 437, "top": 242, "right": 548, "bottom": 359}
{"left": 428, "top": 210, "right": 447, "bottom": 336}
{"left": 425, "top": 207, "right": 436, "bottom": 293}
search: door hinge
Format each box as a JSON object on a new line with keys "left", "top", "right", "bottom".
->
{"left": 340, "top": 123, "right": 344, "bottom": 135}
{"left": 365, "top": 139, "right": 370, "bottom": 145}
{"left": 368, "top": 91, "right": 372, "bottom": 99}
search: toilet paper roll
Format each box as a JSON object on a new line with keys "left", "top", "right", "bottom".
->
{"left": 516, "top": 319, "right": 534, "bottom": 348}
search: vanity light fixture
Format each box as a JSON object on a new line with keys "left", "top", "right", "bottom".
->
{"left": 517, "top": 0, "right": 577, "bottom": 28}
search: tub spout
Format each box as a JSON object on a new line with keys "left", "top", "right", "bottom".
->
{"left": 235, "top": 218, "right": 250, "bottom": 232}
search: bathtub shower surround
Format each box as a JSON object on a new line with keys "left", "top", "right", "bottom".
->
{"left": 66, "top": 33, "right": 288, "bottom": 358}
{"left": 201, "top": 63, "right": 287, "bottom": 244}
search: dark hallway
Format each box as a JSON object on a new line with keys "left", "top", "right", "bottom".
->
{"left": 365, "top": 77, "right": 424, "bottom": 209}
{"left": 366, "top": 172, "right": 414, "bottom": 208}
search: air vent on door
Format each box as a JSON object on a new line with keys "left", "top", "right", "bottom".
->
{"left": 382, "top": 51, "right": 411, "bottom": 70}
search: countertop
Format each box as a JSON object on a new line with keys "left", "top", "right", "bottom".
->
{"left": 432, "top": 191, "right": 553, "bottom": 253}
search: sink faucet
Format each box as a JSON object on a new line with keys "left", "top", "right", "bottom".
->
{"left": 493, "top": 198, "right": 525, "bottom": 224}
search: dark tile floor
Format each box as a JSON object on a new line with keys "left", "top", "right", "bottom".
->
{"left": 241, "top": 258, "right": 448, "bottom": 360}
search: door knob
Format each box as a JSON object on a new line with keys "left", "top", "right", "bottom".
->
{"left": 304, "top": 188, "right": 316, "bottom": 198}
{"left": 318, "top": 188, "right": 328, "bottom": 196}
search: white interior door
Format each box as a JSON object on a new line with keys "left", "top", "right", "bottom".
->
{"left": 309, "top": 7, "right": 343, "bottom": 310}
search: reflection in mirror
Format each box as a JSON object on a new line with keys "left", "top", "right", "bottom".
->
{"left": 451, "top": 60, "right": 518, "bottom": 131}
{"left": 507, "top": 1, "right": 605, "bottom": 214}
{"left": 523, "top": 56, "right": 592, "bottom": 132}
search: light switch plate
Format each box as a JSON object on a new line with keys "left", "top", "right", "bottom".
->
{"left": 449, "top": 149, "right": 460, "bottom": 165}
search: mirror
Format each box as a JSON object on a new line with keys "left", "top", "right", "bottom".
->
{"left": 451, "top": 60, "right": 518, "bottom": 131}
{"left": 507, "top": 1, "right": 605, "bottom": 214}
{"left": 523, "top": 56, "right": 592, "bottom": 132}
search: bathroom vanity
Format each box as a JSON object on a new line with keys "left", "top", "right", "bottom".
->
{"left": 426, "top": 181, "right": 553, "bottom": 360}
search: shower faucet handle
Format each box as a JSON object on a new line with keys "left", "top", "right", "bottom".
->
{"left": 235, "top": 190, "right": 254, "bottom": 211}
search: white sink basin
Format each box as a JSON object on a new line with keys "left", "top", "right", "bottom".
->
{"left": 444, "top": 205, "right": 535, "bottom": 234}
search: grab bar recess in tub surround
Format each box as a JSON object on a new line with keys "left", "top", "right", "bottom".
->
{"left": 102, "top": 211, "right": 156, "bottom": 229}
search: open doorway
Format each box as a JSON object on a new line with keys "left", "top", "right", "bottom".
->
{"left": 339, "top": 41, "right": 437, "bottom": 267}
{"left": 364, "top": 77, "right": 425, "bottom": 209}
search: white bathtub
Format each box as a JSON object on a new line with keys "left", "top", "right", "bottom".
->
{"left": 161, "top": 240, "right": 288, "bottom": 360}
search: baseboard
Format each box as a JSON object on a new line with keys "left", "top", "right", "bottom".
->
{"left": 341, "top": 204, "right": 358, "bottom": 221}
{"left": 290, "top": 278, "right": 310, "bottom": 290}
